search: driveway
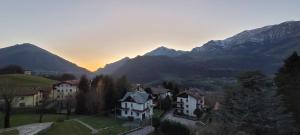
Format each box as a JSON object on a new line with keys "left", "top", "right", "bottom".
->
{"left": 162, "top": 109, "right": 204, "bottom": 128}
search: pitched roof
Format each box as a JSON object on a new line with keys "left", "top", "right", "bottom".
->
{"left": 15, "top": 86, "right": 52, "bottom": 96}
{"left": 177, "top": 88, "right": 204, "bottom": 100}
{"left": 53, "top": 80, "right": 79, "bottom": 87}
{"left": 120, "top": 91, "right": 151, "bottom": 104}
{"left": 151, "top": 87, "right": 170, "bottom": 95}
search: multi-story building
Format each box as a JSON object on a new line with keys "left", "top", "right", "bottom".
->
{"left": 176, "top": 90, "right": 205, "bottom": 117}
{"left": 51, "top": 80, "right": 79, "bottom": 107}
{"left": 119, "top": 90, "right": 153, "bottom": 121}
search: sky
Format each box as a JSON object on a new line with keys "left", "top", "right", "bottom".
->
{"left": 0, "top": 0, "right": 300, "bottom": 71}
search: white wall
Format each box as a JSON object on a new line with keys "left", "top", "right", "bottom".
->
{"left": 176, "top": 95, "right": 204, "bottom": 117}
{"left": 52, "top": 83, "right": 78, "bottom": 101}
{"left": 121, "top": 100, "right": 153, "bottom": 121}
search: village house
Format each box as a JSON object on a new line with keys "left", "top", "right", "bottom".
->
{"left": 150, "top": 87, "right": 172, "bottom": 106}
{"left": 119, "top": 90, "right": 153, "bottom": 121}
{"left": 13, "top": 87, "right": 51, "bottom": 108}
{"left": 51, "top": 80, "right": 79, "bottom": 107}
{"left": 176, "top": 89, "right": 205, "bottom": 117}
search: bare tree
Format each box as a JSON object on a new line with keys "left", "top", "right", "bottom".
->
{"left": 0, "top": 86, "right": 17, "bottom": 128}
{"left": 37, "top": 90, "right": 49, "bottom": 123}
{"left": 65, "top": 95, "right": 75, "bottom": 119}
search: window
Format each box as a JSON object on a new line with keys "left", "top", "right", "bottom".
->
{"left": 70, "top": 89, "right": 72, "bottom": 92}
{"left": 186, "top": 110, "right": 189, "bottom": 113}
{"left": 186, "top": 98, "right": 188, "bottom": 102}
{"left": 136, "top": 112, "right": 139, "bottom": 116}
{"left": 125, "top": 103, "right": 127, "bottom": 108}
{"left": 20, "top": 97, "right": 24, "bottom": 100}
{"left": 186, "top": 105, "right": 189, "bottom": 108}
{"left": 131, "top": 112, "right": 133, "bottom": 115}
{"left": 125, "top": 111, "right": 128, "bottom": 114}
{"left": 131, "top": 103, "right": 133, "bottom": 107}
{"left": 180, "top": 99, "right": 183, "bottom": 102}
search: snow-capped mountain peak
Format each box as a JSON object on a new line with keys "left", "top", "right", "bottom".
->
{"left": 144, "top": 46, "right": 187, "bottom": 57}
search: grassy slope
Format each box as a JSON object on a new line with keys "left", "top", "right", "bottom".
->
{"left": 79, "top": 116, "right": 131, "bottom": 135}
{"left": 40, "top": 121, "right": 91, "bottom": 135}
{"left": 0, "top": 74, "right": 57, "bottom": 88}
{"left": 0, "top": 113, "right": 69, "bottom": 128}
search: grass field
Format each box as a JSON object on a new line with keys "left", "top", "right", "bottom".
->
{"left": 39, "top": 121, "right": 91, "bottom": 135}
{"left": 78, "top": 116, "right": 131, "bottom": 135}
{"left": 0, "top": 113, "right": 75, "bottom": 128}
{"left": 0, "top": 130, "right": 18, "bottom": 135}
{"left": 0, "top": 74, "right": 57, "bottom": 88}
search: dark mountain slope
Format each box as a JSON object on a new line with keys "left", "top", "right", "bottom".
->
{"left": 112, "top": 21, "right": 300, "bottom": 85}
{"left": 0, "top": 43, "right": 90, "bottom": 75}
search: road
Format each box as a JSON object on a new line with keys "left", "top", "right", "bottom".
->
{"left": 123, "top": 126, "right": 154, "bottom": 135}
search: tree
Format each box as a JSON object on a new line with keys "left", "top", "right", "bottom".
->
{"left": 152, "top": 117, "right": 160, "bottom": 132}
{"left": 0, "top": 65, "right": 24, "bottom": 74}
{"left": 162, "top": 81, "right": 180, "bottom": 100}
{"left": 275, "top": 52, "right": 300, "bottom": 128}
{"left": 75, "top": 75, "right": 90, "bottom": 114}
{"left": 114, "top": 76, "right": 131, "bottom": 101}
{"left": 160, "top": 120, "right": 190, "bottom": 135}
{"left": 144, "top": 87, "right": 152, "bottom": 94}
{"left": 0, "top": 86, "right": 17, "bottom": 128}
{"left": 60, "top": 73, "right": 76, "bottom": 81}
{"left": 193, "top": 107, "right": 203, "bottom": 120}
{"left": 102, "top": 76, "right": 115, "bottom": 111}
{"left": 161, "top": 95, "right": 172, "bottom": 111}
{"left": 218, "top": 71, "right": 297, "bottom": 135}
{"left": 65, "top": 95, "right": 75, "bottom": 119}
{"left": 37, "top": 91, "right": 49, "bottom": 123}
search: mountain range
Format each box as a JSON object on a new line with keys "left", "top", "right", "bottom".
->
{"left": 102, "top": 21, "right": 300, "bottom": 86}
{"left": 0, "top": 21, "right": 299, "bottom": 88}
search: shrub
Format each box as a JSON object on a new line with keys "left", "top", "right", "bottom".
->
{"left": 152, "top": 117, "right": 160, "bottom": 131}
{"left": 160, "top": 120, "right": 190, "bottom": 135}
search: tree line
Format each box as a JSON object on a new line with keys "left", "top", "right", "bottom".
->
{"left": 203, "top": 52, "right": 300, "bottom": 135}
{"left": 75, "top": 75, "right": 131, "bottom": 115}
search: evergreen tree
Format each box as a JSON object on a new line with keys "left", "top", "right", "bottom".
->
{"left": 193, "top": 107, "right": 203, "bottom": 120}
{"left": 275, "top": 52, "right": 300, "bottom": 128}
{"left": 115, "top": 76, "right": 131, "bottom": 101}
{"left": 218, "top": 71, "right": 296, "bottom": 135}
{"left": 161, "top": 95, "right": 172, "bottom": 111}
{"left": 102, "top": 76, "right": 115, "bottom": 111}
{"left": 75, "top": 75, "right": 90, "bottom": 114}
{"left": 162, "top": 81, "right": 180, "bottom": 100}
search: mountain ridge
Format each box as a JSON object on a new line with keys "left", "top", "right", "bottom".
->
{"left": 0, "top": 43, "right": 91, "bottom": 75}
{"left": 109, "top": 21, "right": 300, "bottom": 86}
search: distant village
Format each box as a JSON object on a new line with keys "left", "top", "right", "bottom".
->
{"left": 11, "top": 71, "right": 218, "bottom": 121}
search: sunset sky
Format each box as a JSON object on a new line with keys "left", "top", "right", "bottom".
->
{"left": 0, "top": 0, "right": 300, "bottom": 71}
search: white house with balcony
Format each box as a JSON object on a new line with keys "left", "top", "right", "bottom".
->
{"left": 176, "top": 89, "right": 205, "bottom": 117}
{"left": 119, "top": 91, "right": 153, "bottom": 121}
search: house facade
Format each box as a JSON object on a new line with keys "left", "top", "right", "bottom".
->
{"left": 150, "top": 87, "right": 172, "bottom": 106}
{"left": 120, "top": 91, "right": 153, "bottom": 121}
{"left": 176, "top": 90, "right": 205, "bottom": 117}
{"left": 51, "top": 80, "right": 78, "bottom": 107}
{"left": 13, "top": 87, "right": 51, "bottom": 108}
{"left": 52, "top": 80, "right": 78, "bottom": 100}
